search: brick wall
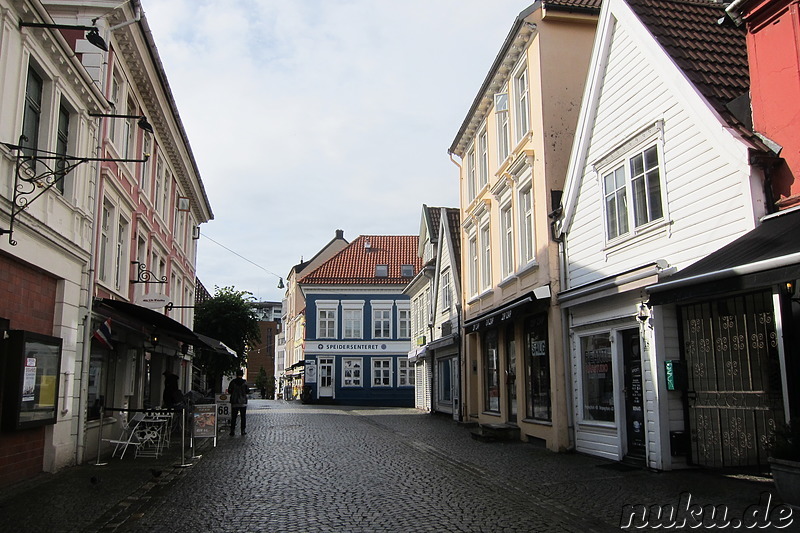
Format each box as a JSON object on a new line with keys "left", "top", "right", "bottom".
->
{"left": 0, "top": 252, "right": 58, "bottom": 489}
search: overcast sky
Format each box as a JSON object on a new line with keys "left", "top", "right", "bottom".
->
{"left": 144, "top": 0, "right": 528, "bottom": 303}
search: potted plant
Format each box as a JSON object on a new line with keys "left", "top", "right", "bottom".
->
{"left": 769, "top": 419, "right": 800, "bottom": 509}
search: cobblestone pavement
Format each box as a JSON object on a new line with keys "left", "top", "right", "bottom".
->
{"left": 0, "top": 400, "right": 790, "bottom": 532}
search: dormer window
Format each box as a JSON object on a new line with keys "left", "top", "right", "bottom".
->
{"left": 375, "top": 265, "right": 388, "bottom": 277}
{"left": 401, "top": 264, "right": 414, "bottom": 277}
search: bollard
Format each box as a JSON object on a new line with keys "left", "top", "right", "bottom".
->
{"left": 94, "top": 404, "right": 107, "bottom": 466}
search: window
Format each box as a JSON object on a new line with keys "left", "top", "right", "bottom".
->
{"left": 109, "top": 73, "right": 121, "bottom": 144}
{"left": 342, "top": 357, "right": 362, "bottom": 387}
{"left": 468, "top": 235, "right": 478, "bottom": 296}
{"left": 602, "top": 144, "right": 664, "bottom": 241}
{"left": 496, "top": 92, "right": 510, "bottom": 163}
{"left": 478, "top": 129, "right": 489, "bottom": 188}
{"left": 441, "top": 269, "right": 451, "bottom": 312}
{"left": 438, "top": 358, "right": 452, "bottom": 402}
{"left": 484, "top": 330, "right": 500, "bottom": 412}
{"left": 401, "top": 264, "right": 414, "bottom": 277}
{"left": 373, "top": 307, "right": 391, "bottom": 339}
{"left": 21, "top": 67, "right": 43, "bottom": 163}
{"left": 124, "top": 97, "right": 136, "bottom": 158}
{"left": 55, "top": 104, "right": 70, "bottom": 194}
{"left": 140, "top": 135, "right": 151, "bottom": 192}
{"left": 98, "top": 202, "right": 111, "bottom": 282}
{"left": 520, "top": 187, "right": 535, "bottom": 263}
{"left": 372, "top": 358, "right": 392, "bottom": 387}
{"left": 514, "top": 67, "right": 529, "bottom": 142}
{"left": 154, "top": 155, "right": 164, "bottom": 214}
{"left": 162, "top": 170, "right": 171, "bottom": 221}
{"left": 114, "top": 218, "right": 128, "bottom": 291}
{"left": 342, "top": 306, "right": 363, "bottom": 339}
{"left": 581, "top": 333, "right": 614, "bottom": 423}
{"left": 318, "top": 307, "right": 337, "bottom": 339}
{"left": 501, "top": 205, "right": 514, "bottom": 277}
{"left": 375, "top": 264, "right": 388, "bottom": 277}
{"left": 467, "top": 148, "right": 477, "bottom": 202}
{"left": 480, "top": 223, "right": 492, "bottom": 289}
{"left": 398, "top": 307, "right": 410, "bottom": 338}
{"left": 525, "top": 314, "right": 551, "bottom": 421}
{"left": 398, "top": 358, "right": 414, "bottom": 387}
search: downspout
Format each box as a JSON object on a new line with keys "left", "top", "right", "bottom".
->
{"left": 552, "top": 211, "right": 576, "bottom": 451}
{"left": 448, "top": 150, "right": 466, "bottom": 422}
{"left": 76, "top": 19, "right": 114, "bottom": 465}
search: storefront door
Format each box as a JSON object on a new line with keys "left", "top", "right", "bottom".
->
{"left": 621, "top": 329, "right": 646, "bottom": 461}
{"left": 506, "top": 325, "right": 517, "bottom": 423}
{"left": 680, "top": 291, "right": 784, "bottom": 467}
{"left": 318, "top": 357, "right": 334, "bottom": 398}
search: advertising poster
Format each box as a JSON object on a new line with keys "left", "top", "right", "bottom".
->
{"left": 22, "top": 358, "right": 37, "bottom": 402}
{"left": 215, "top": 393, "right": 231, "bottom": 428}
{"left": 193, "top": 404, "right": 217, "bottom": 438}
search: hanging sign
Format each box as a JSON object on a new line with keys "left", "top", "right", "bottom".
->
{"left": 135, "top": 293, "right": 170, "bottom": 309}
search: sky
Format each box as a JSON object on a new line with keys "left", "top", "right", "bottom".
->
{"left": 144, "top": 0, "right": 529, "bottom": 303}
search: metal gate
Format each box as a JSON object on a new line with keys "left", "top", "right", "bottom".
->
{"left": 680, "top": 290, "right": 784, "bottom": 467}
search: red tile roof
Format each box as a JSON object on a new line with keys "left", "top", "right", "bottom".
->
{"left": 298, "top": 235, "right": 422, "bottom": 285}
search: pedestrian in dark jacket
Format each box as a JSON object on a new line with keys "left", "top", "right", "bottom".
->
{"left": 228, "top": 369, "right": 249, "bottom": 436}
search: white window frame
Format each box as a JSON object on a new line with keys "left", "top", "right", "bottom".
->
{"left": 599, "top": 133, "right": 666, "bottom": 244}
{"left": 372, "top": 301, "right": 393, "bottom": 339}
{"left": 341, "top": 301, "right": 364, "bottom": 339}
{"left": 441, "top": 269, "right": 452, "bottom": 312}
{"left": 496, "top": 89, "right": 510, "bottom": 164}
{"left": 500, "top": 203, "right": 514, "bottom": 278}
{"left": 397, "top": 302, "right": 411, "bottom": 339}
{"left": 342, "top": 357, "right": 363, "bottom": 387}
{"left": 514, "top": 65, "right": 530, "bottom": 143}
{"left": 398, "top": 358, "right": 414, "bottom": 387}
{"left": 468, "top": 232, "right": 479, "bottom": 297}
{"left": 519, "top": 185, "right": 535, "bottom": 265}
{"left": 480, "top": 222, "right": 492, "bottom": 290}
{"left": 372, "top": 357, "right": 392, "bottom": 387}
{"left": 98, "top": 201, "right": 113, "bottom": 283}
{"left": 467, "top": 146, "right": 477, "bottom": 202}
{"left": 114, "top": 215, "right": 129, "bottom": 291}
{"left": 478, "top": 128, "right": 489, "bottom": 189}
{"left": 317, "top": 300, "right": 339, "bottom": 339}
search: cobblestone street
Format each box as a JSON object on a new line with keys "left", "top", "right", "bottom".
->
{"left": 0, "top": 400, "right": 787, "bottom": 532}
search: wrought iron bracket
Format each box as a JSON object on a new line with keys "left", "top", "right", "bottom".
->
{"left": 165, "top": 302, "right": 196, "bottom": 312}
{"left": 130, "top": 261, "right": 167, "bottom": 284}
{"left": 1, "top": 140, "right": 148, "bottom": 246}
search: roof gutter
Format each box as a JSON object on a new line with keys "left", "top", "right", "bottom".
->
{"left": 647, "top": 252, "right": 800, "bottom": 295}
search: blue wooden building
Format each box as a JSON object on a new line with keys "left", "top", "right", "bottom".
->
{"left": 298, "top": 235, "right": 421, "bottom": 406}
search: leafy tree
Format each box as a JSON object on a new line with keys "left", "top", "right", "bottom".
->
{"left": 194, "top": 286, "right": 260, "bottom": 392}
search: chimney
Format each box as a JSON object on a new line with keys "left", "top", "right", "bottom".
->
{"left": 335, "top": 229, "right": 344, "bottom": 239}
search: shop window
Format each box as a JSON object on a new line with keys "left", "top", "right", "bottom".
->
{"left": 525, "top": 314, "right": 551, "bottom": 420}
{"left": 484, "top": 329, "right": 500, "bottom": 412}
{"left": 581, "top": 333, "right": 615, "bottom": 423}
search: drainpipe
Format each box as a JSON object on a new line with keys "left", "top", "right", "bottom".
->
{"left": 76, "top": 21, "right": 113, "bottom": 465}
{"left": 554, "top": 216, "right": 576, "bottom": 451}
{"left": 448, "top": 150, "right": 466, "bottom": 422}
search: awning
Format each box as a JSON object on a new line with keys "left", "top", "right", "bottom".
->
{"left": 94, "top": 298, "right": 196, "bottom": 343}
{"left": 194, "top": 333, "right": 237, "bottom": 356}
{"left": 647, "top": 208, "right": 800, "bottom": 305}
{"left": 94, "top": 298, "right": 234, "bottom": 355}
{"left": 463, "top": 285, "right": 551, "bottom": 333}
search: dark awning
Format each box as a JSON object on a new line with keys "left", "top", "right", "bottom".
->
{"left": 194, "top": 333, "right": 237, "bottom": 356}
{"left": 94, "top": 298, "right": 197, "bottom": 343}
{"left": 648, "top": 208, "right": 800, "bottom": 305}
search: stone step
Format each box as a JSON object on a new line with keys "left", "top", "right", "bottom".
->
{"left": 469, "top": 423, "right": 520, "bottom": 442}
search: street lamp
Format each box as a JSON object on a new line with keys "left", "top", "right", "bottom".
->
{"left": 89, "top": 113, "right": 154, "bottom": 134}
{"left": 19, "top": 21, "right": 109, "bottom": 51}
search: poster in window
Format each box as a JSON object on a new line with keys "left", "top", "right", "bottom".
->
{"left": 2, "top": 331, "right": 63, "bottom": 430}
{"left": 581, "top": 334, "right": 615, "bottom": 423}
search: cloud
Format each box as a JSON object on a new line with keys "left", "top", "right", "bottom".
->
{"left": 143, "top": 0, "right": 525, "bottom": 301}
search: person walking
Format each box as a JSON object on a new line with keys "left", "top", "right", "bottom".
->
{"left": 228, "top": 369, "right": 249, "bottom": 436}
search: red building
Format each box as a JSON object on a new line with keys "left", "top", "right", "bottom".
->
{"left": 728, "top": 0, "right": 800, "bottom": 208}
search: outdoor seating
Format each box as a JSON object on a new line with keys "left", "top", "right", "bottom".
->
{"left": 103, "top": 412, "right": 146, "bottom": 459}
{"left": 134, "top": 410, "right": 172, "bottom": 458}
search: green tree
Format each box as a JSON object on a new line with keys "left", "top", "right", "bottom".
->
{"left": 194, "top": 286, "right": 260, "bottom": 392}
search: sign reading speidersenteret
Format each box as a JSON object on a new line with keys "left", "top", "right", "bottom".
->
{"left": 193, "top": 404, "right": 217, "bottom": 438}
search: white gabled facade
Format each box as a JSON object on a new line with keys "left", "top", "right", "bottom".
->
{"left": 556, "top": 0, "right": 768, "bottom": 470}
